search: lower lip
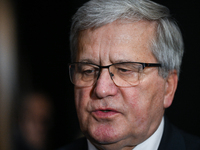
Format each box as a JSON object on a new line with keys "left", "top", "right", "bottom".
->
{"left": 92, "top": 110, "right": 119, "bottom": 118}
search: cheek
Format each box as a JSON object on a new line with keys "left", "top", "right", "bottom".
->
{"left": 74, "top": 87, "right": 92, "bottom": 125}
{"left": 120, "top": 88, "right": 146, "bottom": 122}
{"left": 120, "top": 87, "right": 142, "bottom": 111}
{"left": 120, "top": 84, "right": 161, "bottom": 124}
{"left": 75, "top": 88, "right": 90, "bottom": 108}
{"left": 137, "top": 79, "right": 166, "bottom": 122}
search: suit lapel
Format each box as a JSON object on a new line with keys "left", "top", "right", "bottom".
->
{"left": 158, "top": 117, "right": 186, "bottom": 150}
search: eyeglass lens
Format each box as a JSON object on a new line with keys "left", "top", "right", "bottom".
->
{"left": 69, "top": 62, "right": 142, "bottom": 87}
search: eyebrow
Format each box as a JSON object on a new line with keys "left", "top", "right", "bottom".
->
{"left": 78, "top": 58, "right": 135, "bottom": 65}
{"left": 78, "top": 59, "right": 98, "bottom": 64}
{"left": 112, "top": 59, "right": 134, "bottom": 64}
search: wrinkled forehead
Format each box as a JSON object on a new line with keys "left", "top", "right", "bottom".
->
{"left": 76, "top": 20, "right": 157, "bottom": 63}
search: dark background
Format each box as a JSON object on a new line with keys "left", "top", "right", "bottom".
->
{"left": 13, "top": 0, "right": 200, "bottom": 149}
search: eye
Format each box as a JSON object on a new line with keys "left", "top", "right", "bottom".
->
{"left": 79, "top": 65, "right": 99, "bottom": 77}
{"left": 118, "top": 68, "right": 132, "bottom": 74}
{"left": 82, "top": 68, "right": 95, "bottom": 75}
{"left": 114, "top": 63, "right": 139, "bottom": 77}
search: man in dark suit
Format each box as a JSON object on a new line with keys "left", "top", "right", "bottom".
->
{"left": 62, "top": 0, "right": 200, "bottom": 149}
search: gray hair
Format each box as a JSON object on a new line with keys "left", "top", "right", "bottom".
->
{"left": 70, "top": 0, "right": 184, "bottom": 78}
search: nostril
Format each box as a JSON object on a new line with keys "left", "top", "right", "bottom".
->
{"left": 110, "top": 73, "right": 114, "bottom": 77}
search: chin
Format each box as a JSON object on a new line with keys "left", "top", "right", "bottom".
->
{"left": 85, "top": 124, "right": 125, "bottom": 145}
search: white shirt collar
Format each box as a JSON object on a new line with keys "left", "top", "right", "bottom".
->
{"left": 87, "top": 139, "right": 98, "bottom": 150}
{"left": 87, "top": 117, "right": 164, "bottom": 150}
{"left": 133, "top": 117, "right": 164, "bottom": 150}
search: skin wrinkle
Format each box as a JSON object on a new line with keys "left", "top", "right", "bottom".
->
{"left": 75, "top": 20, "right": 176, "bottom": 150}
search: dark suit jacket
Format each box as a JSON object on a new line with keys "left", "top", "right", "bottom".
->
{"left": 59, "top": 118, "right": 200, "bottom": 150}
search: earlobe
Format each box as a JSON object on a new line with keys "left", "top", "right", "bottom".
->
{"left": 163, "top": 70, "right": 178, "bottom": 108}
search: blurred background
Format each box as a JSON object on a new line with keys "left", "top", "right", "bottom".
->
{"left": 0, "top": 0, "right": 199, "bottom": 149}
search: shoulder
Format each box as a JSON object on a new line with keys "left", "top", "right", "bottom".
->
{"left": 58, "top": 137, "right": 88, "bottom": 150}
{"left": 158, "top": 117, "right": 200, "bottom": 150}
{"left": 179, "top": 129, "right": 200, "bottom": 149}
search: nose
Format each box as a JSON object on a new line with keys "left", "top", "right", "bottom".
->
{"left": 93, "top": 69, "right": 118, "bottom": 99}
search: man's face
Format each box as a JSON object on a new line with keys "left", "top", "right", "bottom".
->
{"left": 75, "top": 20, "right": 175, "bottom": 149}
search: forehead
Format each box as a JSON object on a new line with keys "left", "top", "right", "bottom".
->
{"left": 77, "top": 20, "right": 157, "bottom": 63}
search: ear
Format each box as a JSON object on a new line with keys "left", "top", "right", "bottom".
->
{"left": 163, "top": 70, "right": 178, "bottom": 108}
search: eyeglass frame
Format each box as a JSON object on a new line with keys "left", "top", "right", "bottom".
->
{"left": 68, "top": 62, "right": 162, "bottom": 87}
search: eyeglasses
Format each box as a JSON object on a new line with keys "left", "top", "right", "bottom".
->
{"left": 69, "top": 62, "right": 161, "bottom": 87}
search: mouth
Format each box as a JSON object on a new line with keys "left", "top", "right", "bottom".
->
{"left": 100, "top": 110, "right": 111, "bottom": 112}
{"left": 95, "top": 108, "right": 118, "bottom": 112}
{"left": 92, "top": 108, "right": 120, "bottom": 119}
